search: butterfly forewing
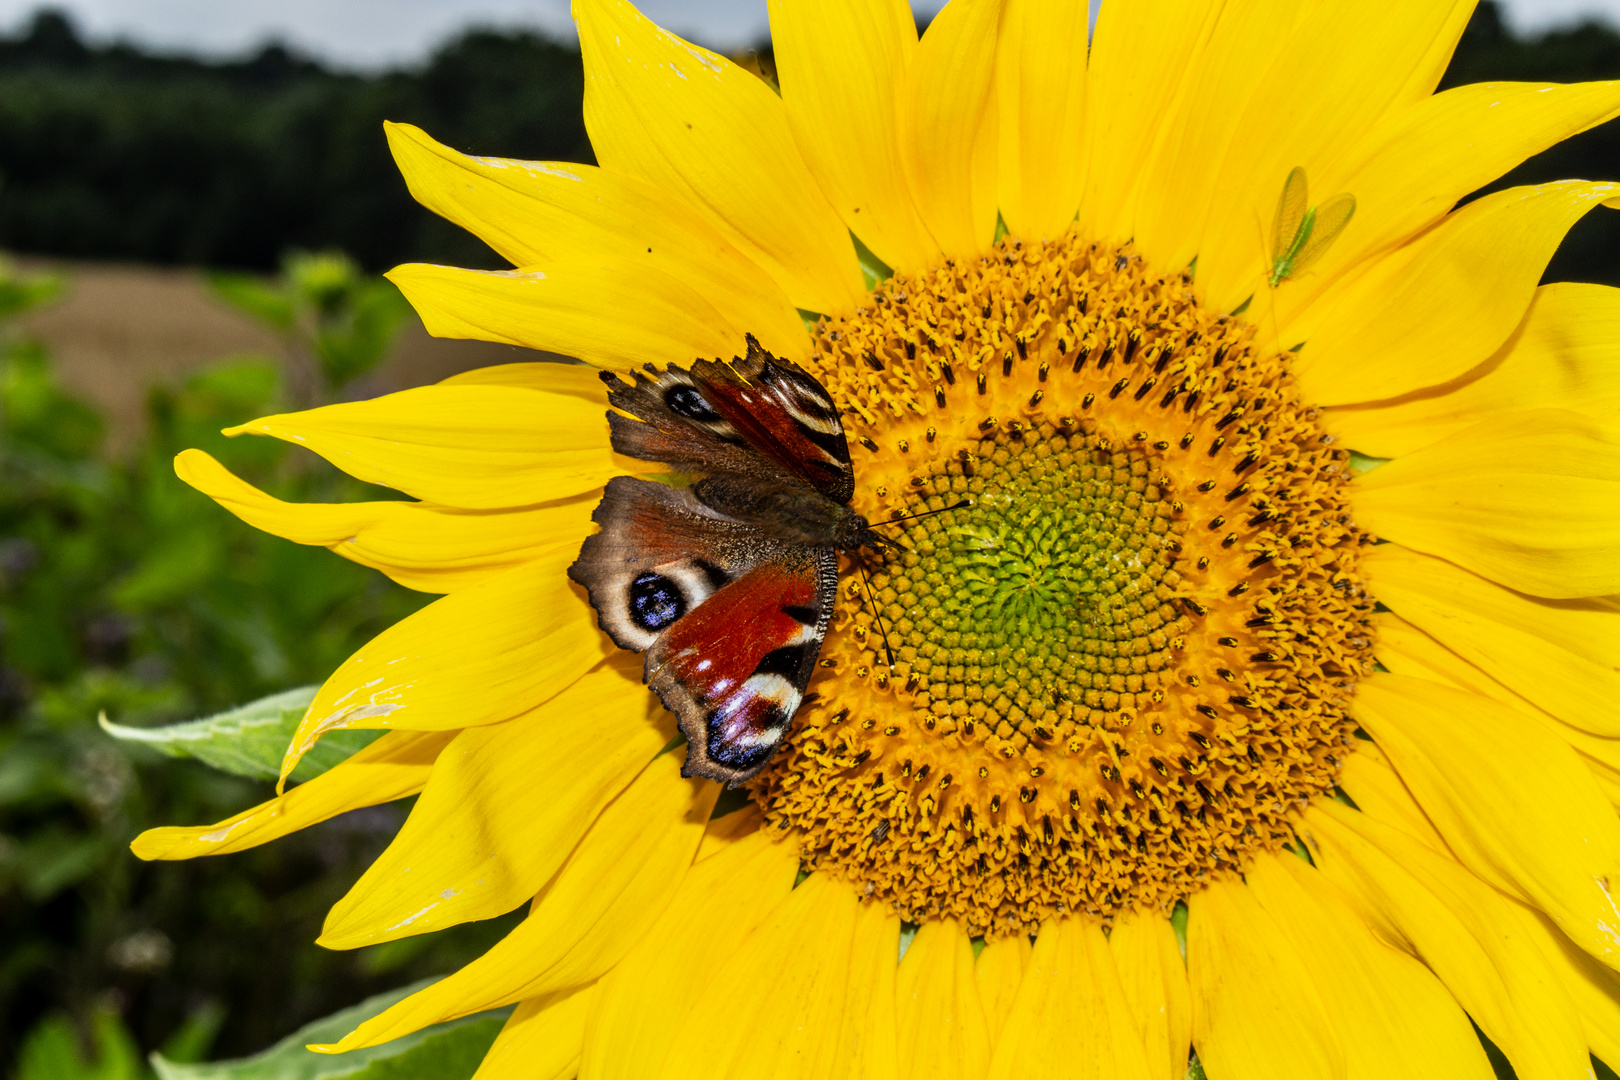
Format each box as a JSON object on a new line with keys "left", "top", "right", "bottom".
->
{"left": 600, "top": 365, "right": 783, "bottom": 484}
{"left": 573, "top": 339, "right": 859, "bottom": 785}
{"left": 691, "top": 338, "right": 855, "bottom": 504}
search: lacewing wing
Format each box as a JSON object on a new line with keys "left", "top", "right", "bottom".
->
{"left": 1268, "top": 166, "right": 1356, "bottom": 286}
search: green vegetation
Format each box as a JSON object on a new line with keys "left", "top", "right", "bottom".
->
{"left": 0, "top": 259, "right": 513, "bottom": 1075}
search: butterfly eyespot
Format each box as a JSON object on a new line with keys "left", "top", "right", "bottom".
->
{"left": 663, "top": 383, "right": 721, "bottom": 421}
{"left": 628, "top": 572, "right": 686, "bottom": 632}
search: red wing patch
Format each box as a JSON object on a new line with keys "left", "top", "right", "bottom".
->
{"left": 645, "top": 547, "right": 837, "bottom": 785}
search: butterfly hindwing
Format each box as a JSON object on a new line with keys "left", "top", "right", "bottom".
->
{"left": 567, "top": 476, "right": 791, "bottom": 652}
{"left": 646, "top": 546, "right": 837, "bottom": 785}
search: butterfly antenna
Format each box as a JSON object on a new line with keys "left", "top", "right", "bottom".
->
{"left": 856, "top": 559, "right": 897, "bottom": 671}
{"left": 870, "top": 498, "right": 973, "bottom": 529}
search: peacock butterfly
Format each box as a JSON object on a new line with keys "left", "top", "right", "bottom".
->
{"left": 568, "top": 336, "right": 892, "bottom": 786}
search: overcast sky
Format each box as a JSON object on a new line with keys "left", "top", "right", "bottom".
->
{"left": 0, "top": 0, "right": 1613, "bottom": 69}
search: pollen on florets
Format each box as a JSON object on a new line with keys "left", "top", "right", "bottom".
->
{"left": 746, "top": 231, "right": 1377, "bottom": 937}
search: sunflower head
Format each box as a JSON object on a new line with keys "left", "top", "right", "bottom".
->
{"left": 131, "top": 1, "right": 1620, "bottom": 1077}
{"left": 753, "top": 231, "right": 1377, "bottom": 934}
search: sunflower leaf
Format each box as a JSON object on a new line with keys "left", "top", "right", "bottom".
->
{"left": 98, "top": 686, "right": 381, "bottom": 783}
{"left": 150, "top": 979, "right": 511, "bottom": 1080}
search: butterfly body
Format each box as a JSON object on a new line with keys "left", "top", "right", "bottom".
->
{"left": 569, "top": 337, "right": 885, "bottom": 785}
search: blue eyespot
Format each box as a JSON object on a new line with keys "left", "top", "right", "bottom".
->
{"left": 629, "top": 572, "right": 685, "bottom": 631}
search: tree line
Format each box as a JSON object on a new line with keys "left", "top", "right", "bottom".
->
{"left": 0, "top": 2, "right": 1611, "bottom": 283}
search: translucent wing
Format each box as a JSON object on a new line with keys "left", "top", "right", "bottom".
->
{"left": 1271, "top": 166, "right": 1310, "bottom": 266}
{"left": 1290, "top": 193, "right": 1356, "bottom": 277}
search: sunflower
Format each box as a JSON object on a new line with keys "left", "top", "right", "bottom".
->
{"left": 133, "top": 0, "right": 1620, "bottom": 1076}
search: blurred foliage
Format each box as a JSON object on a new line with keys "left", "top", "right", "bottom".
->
{"left": 209, "top": 251, "right": 414, "bottom": 400}
{"left": 0, "top": 259, "right": 516, "bottom": 1076}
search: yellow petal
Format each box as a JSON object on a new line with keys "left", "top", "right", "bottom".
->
{"left": 437, "top": 361, "right": 607, "bottom": 395}
{"left": 1128, "top": 0, "right": 1318, "bottom": 275}
{"left": 1275, "top": 81, "right": 1620, "bottom": 331}
{"left": 993, "top": 0, "right": 1086, "bottom": 240}
{"left": 1335, "top": 740, "right": 1450, "bottom": 854}
{"left": 1521, "top": 901, "right": 1620, "bottom": 1068}
{"left": 1350, "top": 408, "right": 1620, "bottom": 599}
{"left": 1365, "top": 544, "right": 1620, "bottom": 736}
{"left": 1108, "top": 909, "right": 1191, "bottom": 1080}
{"left": 696, "top": 803, "right": 765, "bottom": 861}
{"left": 1289, "top": 182, "right": 1620, "bottom": 407}
{"left": 316, "top": 656, "right": 673, "bottom": 949}
{"left": 1303, "top": 800, "right": 1590, "bottom": 1080}
{"left": 975, "top": 934, "right": 1031, "bottom": 1049}
{"left": 898, "top": 0, "right": 1002, "bottom": 260}
{"left": 836, "top": 899, "right": 902, "bottom": 1080}
{"left": 471, "top": 984, "right": 595, "bottom": 1080}
{"left": 1186, "top": 875, "right": 1344, "bottom": 1080}
{"left": 1351, "top": 674, "right": 1620, "bottom": 965}
{"left": 573, "top": 0, "right": 863, "bottom": 314}
{"left": 1329, "top": 282, "right": 1620, "bottom": 457}
{"left": 319, "top": 751, "right": 714, "bottom": 1048}
{"left": 987, "top": 917, "right": 1153, "bottom": 1080}
{"left": 1246, "top": 851, "right": 1495, "bottom": 1080}
{"left": 653, "top": 874, "right": 868, "bottom": 1080}
{"left": 384, "top": 123, "right": 806, "bottom": 359}
{"left": 1080, "top": 0, "right": 1223, "bottom": 245}
{"left": 131, "top": 730, "right": 454, "bottom": 861}
{"left": 1374, "top": 609, "right": 1620, "bottom": 809}
{"left": 581, "top": 828, "right": 801, "bottom": 1080}
{"left": 176, "top": 449, "right": 593, "bottom": 595}
{"left": 283, "top": 551, "right": 608, "bottom": 777}
{"left": 226, "top": 382, "right": 621, "bottom": 510}
{"left": 896, "top": 920, "right": 990, "bottom": 1080}
{"left": 390, "top": 260, "right": 752, "bottom": 371}
{"left": 1182, "top": 0, "right": 1478, "bottom": 312}
{"left": 766, "top": 0, "right": 938, "bottom": 273}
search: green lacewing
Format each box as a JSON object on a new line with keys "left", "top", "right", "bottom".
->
{"left": 1268, "top": 166, "right": 1356, "bottom": 286}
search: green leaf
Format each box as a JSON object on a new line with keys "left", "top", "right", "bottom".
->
{"left": 17, "top": 1007, "right": 145, "bottom": 1080}
{"left": 150, "top": 980, "right": 511, "bottom": 1080}
{"left": 98, "top": 686, "right": 381, "bottom": 783}
{"left": 1347, "top": 450, "right": 1391, "bottom": 476}
{"left": 207, "top": 272, "right": 295, "bottom": 332}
